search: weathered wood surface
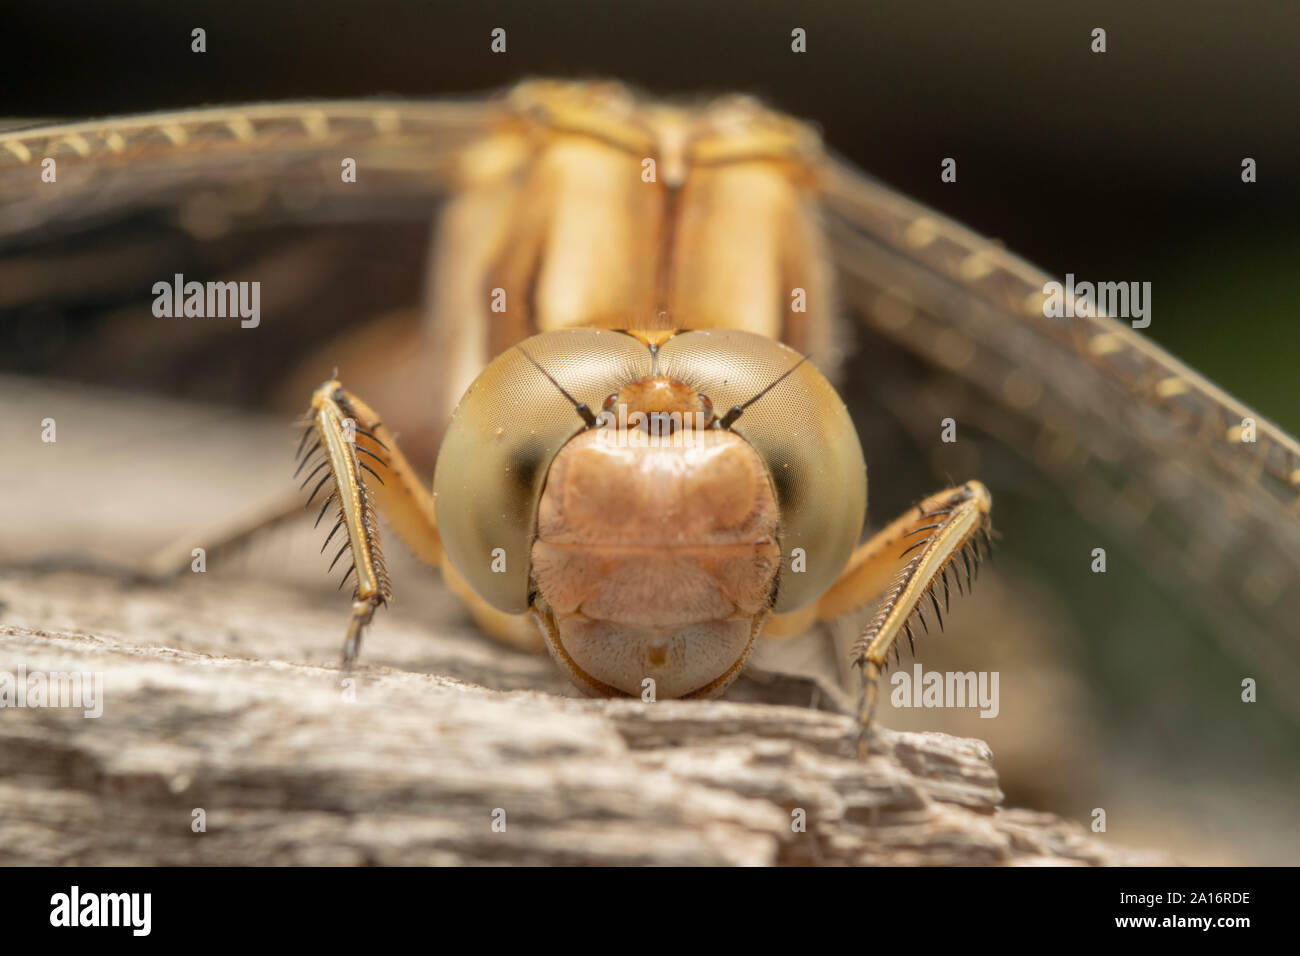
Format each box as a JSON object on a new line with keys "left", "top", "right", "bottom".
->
{"left": 0, "top": 569, "right": 1165, "bottom": 866}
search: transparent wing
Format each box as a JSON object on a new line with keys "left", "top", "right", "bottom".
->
{"left": 0, "top": 99, "right": 495, "bottom": 408}
{"left": 821, "top": 155, "right": 1300, "bottom": 704}
{"left": 0, "top": 99, "right": 490, "bottom": 241}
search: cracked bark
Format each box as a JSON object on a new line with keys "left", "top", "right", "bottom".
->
{"left": 0, "top": 571, "right": 1165, "bottom": 866}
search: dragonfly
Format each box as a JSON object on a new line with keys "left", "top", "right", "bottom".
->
{"left": 3, "top": 80, "right": 1298, "bottom": 744}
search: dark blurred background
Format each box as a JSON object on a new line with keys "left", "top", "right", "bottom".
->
{"left": 4, "top": 0, "right": 1298, "bottom": 429}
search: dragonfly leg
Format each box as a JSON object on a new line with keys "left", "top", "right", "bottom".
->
{"left": 302, "top": 380, "right": 542, "bottom": 666}
{"left": 299, "top": 381, "right": 424, "bottom": 667}
{"left": 771, "top": 481, "right": 994, "bottom": 758}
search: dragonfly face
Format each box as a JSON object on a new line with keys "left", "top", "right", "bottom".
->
{"left": 432, "top": 327, "right": 867, "bottom": 698}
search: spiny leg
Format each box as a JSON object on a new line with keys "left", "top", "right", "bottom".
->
{"left": 302, "top": 380, "right": 544, "bottom": 658}
{"left": 795, "top": 481, "right": 994, "bottom": 758}
{"left": 300, "top": 380, "right": 442, "bottom": 668}
{"left": 135, "top": 313, "right": 440, "bottom": 583}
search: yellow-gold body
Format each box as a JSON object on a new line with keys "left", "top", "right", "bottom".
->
{"left": 300, "top": 82, "right": 991, "bottom": 743}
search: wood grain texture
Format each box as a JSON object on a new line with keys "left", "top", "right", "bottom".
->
{"left": 0, "top": 570, "right": 1165, "bottom": 866}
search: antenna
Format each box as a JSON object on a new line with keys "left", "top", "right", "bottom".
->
{"left": 717, "top": 354, "right": 809, "bottom": 430}
{"left": 517, "top": 346, "right": 598, "bottom": 427}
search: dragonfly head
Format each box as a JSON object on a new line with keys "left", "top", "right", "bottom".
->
{"left": 433, "top": 327, "right": 866, "bottom": 698}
